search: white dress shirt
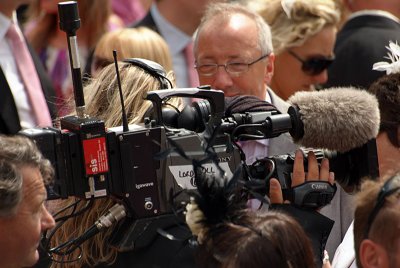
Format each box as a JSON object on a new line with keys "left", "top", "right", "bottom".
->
{"left": 240, "top": 89, "right": 271, "bottom": 165}
{"left": 0, "top": 12, "right": 36, "bottom": 129}
{"left": 151, "top": 4, "right": 192, "bottom": 88}
{"left": 332, "top": 221, "right": 357, "bottom": 268}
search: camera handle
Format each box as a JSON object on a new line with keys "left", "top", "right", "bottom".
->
{"left": 146, "top": 88, "right": 225, "bottom": 126}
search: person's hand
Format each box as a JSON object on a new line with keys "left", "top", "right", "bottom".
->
{"left": 322, "top": 250, "right": 331, "bottom": 268}
{"left": 269, "top": 149, "right": 335, "bottom": 204}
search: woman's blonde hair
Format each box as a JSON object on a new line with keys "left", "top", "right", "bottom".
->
{"left": 85, "top": 62, "right": 179, "bottom": 125}
{"left": 92, "top": 27, "right": 173, "bottom": 74}
{"left": 257, "top": 0, "right": 340, "bottom": 54}
{"left": 50, "top": 62, "right": 181, "bottom": 267}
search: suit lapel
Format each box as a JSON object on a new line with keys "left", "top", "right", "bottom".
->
{"left": 0, "top": 67, "right": 21, "bottom": 134}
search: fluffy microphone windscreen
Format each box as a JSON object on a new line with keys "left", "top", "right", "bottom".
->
{"left": 224, "top": 95, "right": 277, "bottom": 116}
{"left": 288, "top": 87, "right": 380, "bottom": 153}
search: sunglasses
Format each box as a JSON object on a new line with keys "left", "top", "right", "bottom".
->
{"left": 288, "top": 50, "right": 335, "bottom": 76}
{"left": 364, "top": 174, "right": 400, "bottom": 239}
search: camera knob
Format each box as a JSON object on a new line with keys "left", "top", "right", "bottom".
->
{"left": 144, "top": 201, "right": 153, "bottom": 210}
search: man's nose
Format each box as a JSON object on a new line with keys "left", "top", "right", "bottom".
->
{"left": 212, "top": 67, "right": 234, "bottom": 91}
{"left": 41, "top": 206, "right": 55, "bottom": 230}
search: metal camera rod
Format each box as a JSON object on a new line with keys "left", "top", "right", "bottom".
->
{"left": 58, "top": 1, "right": 85, "bottom": 118}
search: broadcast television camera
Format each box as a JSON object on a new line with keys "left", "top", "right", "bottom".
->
{"left": 18, "top": 2, "right": 242, "bottom": 253}
{"left": 20, "top": 88, "right": 243, "bottom": 216}
{"left": 177, "top": 98, "right": 379, "bottom": 192}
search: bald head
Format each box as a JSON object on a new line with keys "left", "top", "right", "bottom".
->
{"left": 194, "top": 2, "right": 273, "bottom": 57}
{"left": 194, "top": 3, "right": 275, "bottom": 100}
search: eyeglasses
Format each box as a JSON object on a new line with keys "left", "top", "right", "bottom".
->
{"left": 288, "top": 50, "right": 334, "bottom": 76}
{"left": 364, "top": 174, "right": 400, "bottom": 239}
{"left": 195, "top": 54, "right": 269, "bottom": 77}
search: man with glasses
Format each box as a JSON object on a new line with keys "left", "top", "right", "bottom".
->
{"left": 194, "top": 2, "right": 298, "bottom": 159}
{"left": 353, "top": 174, "right": 400, "bottom": 268}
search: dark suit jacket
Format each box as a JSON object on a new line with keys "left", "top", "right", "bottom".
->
{"left": 131, "top": 11, "right": 159, "bottom": 34}
{"left": 0, "top": 42, "right": 56, "bottom": 134}
{"left": 326, "top": 15, "right": 400, "bottom": 89}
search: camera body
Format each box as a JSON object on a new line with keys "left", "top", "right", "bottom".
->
{"left": 179, "top": 99, "right": 379, "bottom": 189}
{"left": 20, "top": 89, "right": 242, "bottom": 221}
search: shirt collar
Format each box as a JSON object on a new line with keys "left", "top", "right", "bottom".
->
{"left": 265, "top": 87, "right": 272, "bottom": 103}
{"left": 348, "top": 10, "right": 400, "bottom": 24}
{"left": 150, "top": 4, "right": 192, "bottom": 55}
{"left": 0, "top": 11, "right": 12, "bottom": 40}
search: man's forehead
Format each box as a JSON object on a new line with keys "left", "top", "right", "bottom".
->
{"left": 199, "top": 15, "right": 258, "bottom": 45}
{"left": 205, "top": 12, "right": 257, "bottom": 32}
{"left": 197, "top": 33, "right": 259, "bottom": 60}
{"left": 227, "top": 13, "right": 255, "bottom": 31}
{"left": 22, "top": 167, "right": 46, "bottom": 200}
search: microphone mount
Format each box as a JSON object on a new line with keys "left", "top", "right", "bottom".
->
{"left": 58, "top": 1, "right": 85, "bottom": 118}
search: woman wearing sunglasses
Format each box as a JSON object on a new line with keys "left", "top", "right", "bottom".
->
{"left": 258, "top": 0, "right": 340, "bottom": 100}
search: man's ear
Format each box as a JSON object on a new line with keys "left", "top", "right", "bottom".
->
{"left": 265, "top": 53, "right": 275, "bottom": 86}
{"left": 359, "top": 239, "right": 389, "bottom": 268}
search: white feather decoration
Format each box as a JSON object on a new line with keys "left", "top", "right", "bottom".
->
{"left": 372, "top": 41, "right": 400, "bottom": 75}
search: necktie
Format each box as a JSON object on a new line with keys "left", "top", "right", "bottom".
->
{"left": 6, "top": 23, "right": 52, "bottom": 127}
{"left": 184, "top": 41, "right": 199, "bottom": 88}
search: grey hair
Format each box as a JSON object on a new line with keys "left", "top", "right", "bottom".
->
{"left": 194, "top": 2, "right": 274, "bottom": 56}
{"left": 0, "top": 161, "right": 23, "bottom": 217}
{"left": 0, "top": 135, "right": 53, "bottom": 217}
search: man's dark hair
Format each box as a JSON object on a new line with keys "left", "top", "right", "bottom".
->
{"left": 368, "top": 73, "right": 400, "bottom": 147}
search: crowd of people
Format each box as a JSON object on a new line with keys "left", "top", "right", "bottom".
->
{"left": 0, "top": 0, "right": 399, "bottom": 267}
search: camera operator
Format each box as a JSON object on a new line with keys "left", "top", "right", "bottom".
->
{"left": 48, "top": 61, "right": 186, "bottom": 268}
{"left": 0, "top": 135, "right": 55, "bottom": 267}
{"left": 269, "top": 150, "right": 335, "bottom": 267}
{"left": 185, "top": 149, "right": 334, "bottom": 268}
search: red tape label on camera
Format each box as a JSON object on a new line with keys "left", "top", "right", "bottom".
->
{"left": 83, "top": 137, "right": 109, "bottom": 175}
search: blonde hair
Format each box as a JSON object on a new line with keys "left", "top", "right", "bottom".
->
{"left": 257, "top": 0, "right": 340, "bottom": 54}
{"left": 51, "top": 62, "right": 181, "bottom": 267}
{"left": 92, "top": 27, "right": 173, "bottom": 74}
{"left": 85, "top": 62, "right": 179, "bottom": 125}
